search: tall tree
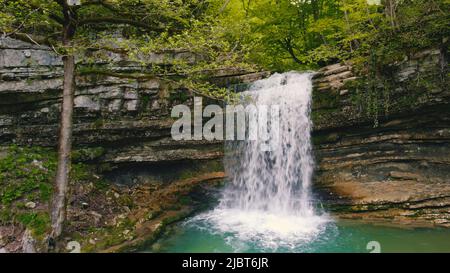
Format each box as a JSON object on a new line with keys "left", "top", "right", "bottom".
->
{"left": 52, "top": 0, "right": 76, "bottom": 241}
{"left": 383, "top": 0, "right": 399, "bottom": 27}
{"left": 0, "top": 0, "right": 210, "bottom": 246}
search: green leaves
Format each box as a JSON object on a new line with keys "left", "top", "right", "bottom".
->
{"left": 233, "top": 0, "right": 448, "bottom": 71}
{"left": 3, "top": 0, "right": 447, "bottom": 101}
{"left": 0, "top": 0, "right": 61, "bottom": 37}
{"left": 1, "top": 0, "right": 257, "bottom": 101}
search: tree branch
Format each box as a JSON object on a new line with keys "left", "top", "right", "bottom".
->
{"left": 8, "top": 32, "right": 52, "bottom": 47}
{"left": 23, "top": 2, "right": 64, "bottom": 25}
{"left": 280, "top": 38, "right": 304, "bottom": 65}
{"left": 77, "top": 17, "right": 165, "bottom": 32}
{"left": 49, "top": 13, "right": 65, "bottom": 25}
{"left": 79, "top": 0, "right": 119, "bottom": 13}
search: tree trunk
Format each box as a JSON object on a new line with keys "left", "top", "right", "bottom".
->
{"left": 384, "top": 0, "right": 397, "bottom": 28}
{"left": 51, "top": 52, "right": 75, "bottom": 240}
{"left": 49, "top": 0, "right": 78, "bottom": 245}
{"left": 50, "top": 4, "right": 76, "bottom": 241}
{"left": 344, "top": 9, "right": 353, "bottom": 52}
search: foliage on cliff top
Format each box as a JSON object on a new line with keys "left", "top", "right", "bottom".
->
{"left": 0, "top": 0, "right": 256, "bottom": 102}
{"left": 221, "top": 0, "right": 449, "bottom": 71}
{"left": 1, "top": 0, "right": 448, "bottom": 72}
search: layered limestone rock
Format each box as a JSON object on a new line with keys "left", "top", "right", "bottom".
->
{"left": 0, "top": 38, "right": 264, "bottom": 252}
{"left": 311, "top": 47, "right": 450, "bottom": 227}
{"left": 0, "top": 37, "right": 264, "bottom": 181}
{"left": 2, "top": 37, "right": 449, "bottom": 229}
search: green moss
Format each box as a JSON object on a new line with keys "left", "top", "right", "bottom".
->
{"left": 77, "top": 215, "right": 140, "bottom": 252}
{"left": 178, "top": 196, "right": 193, "bottom": 206}
{"left": 97, "top": 163, "right": 114, "bottom": 173}
{"left": 0, "top": 145, "right": 56, "bottom": 205}
{"left": 0, "top": 144, "right": 98, "bottom": 242}
{"left": 177, "top": 160, "right": 223, "bottom": 181}
{"left": 311, "top": 108, "right": 338, "bottom": 125}
{"left": 160, "top": 210, "right": 192, "bottom": 226}
{"left": 147, "top": 209, "right": 163, "bottom": 221}
{"left": 168, "top": 90, "right": 190, "bottom": 104}
{"left": 141, "top": 94, "right": 151, "bottom": 110}
{"left": 0, "top": 208, "right": 13, "bottom": 224}
{"left": 72, "top": 147, "right": 105, "bottom": 162}
{"left": 70, "top": 163, "right": 90, "bottom": 181}
{"left": 38, "top": 183, "right": 52, "bottom": 202}
{"left": 179, "top": 170, "right": 196, "bottom": 180}
{"left": 93, "top": 180, "right": 110, "bottom": 192}
{"left": 92, "top": 119, "right": 104, "bottom": 129}
{"left": 16, "top": 212, "right": 51, "bottom": 238}
{"left": 312, "top": 89, "right": 339, "bottom": 109}
{"left": 118, "top": 195, "right": 135, "bottom": 208}
{"left": 347, "top": 75, "right": 395, "bottom": 127}
{"left": 312, "top": 133, "right": 340, "bottom": 145}
{"left": 78, "top": 66, "right": 156, "bottom": 81}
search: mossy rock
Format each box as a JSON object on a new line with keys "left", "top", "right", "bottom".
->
{"left": 72, "top": 147, "right": 106, "bottom": 162}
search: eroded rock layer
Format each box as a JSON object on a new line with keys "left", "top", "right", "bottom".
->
{"left": 0, "top": 37, "right": 266, "bottom": 180}
{"left": 311, "top": 47, "right": 450, "bottom": 227}
{"left": 1, "top": 37, "right": 449, "bottom": 229}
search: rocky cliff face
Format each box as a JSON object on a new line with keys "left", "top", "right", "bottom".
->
{"left": 0, "top": 37, "right": 269, "bottom": 252}
{"left": 0, "top": 37, "right": 267, "bottom": 184}
{"left": 311, "top": 47, "right": 450, "bottom": 227}
{"left": 1, "top": 37, "right": 449, "bottom": 230}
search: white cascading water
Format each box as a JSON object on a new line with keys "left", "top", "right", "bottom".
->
{"left": 191, "top": 72, "right": 329, "bottom": 251}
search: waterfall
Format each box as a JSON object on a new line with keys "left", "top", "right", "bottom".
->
{"left": 223, "top": 72, "right": 315, "bottom": 216}
{"left": 191, "top": 72, "right": 329, "bottom": 251}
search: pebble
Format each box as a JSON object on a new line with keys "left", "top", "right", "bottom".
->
{"left": 25, "top": 201, "right": 36, "bottom": 209}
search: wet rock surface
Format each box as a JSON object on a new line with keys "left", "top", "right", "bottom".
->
{"left": 1, "top": 36, "right": 449, "bottom": 250}
{"left": 312, "top": 47, "right": 450, "bottom": 227}
{"left": 0, "top": 37, "right": 265, "bottom": 170}
{"left": 0, "top": 38, "right": 258, "bottom": 252}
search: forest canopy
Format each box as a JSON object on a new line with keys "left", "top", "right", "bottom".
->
{"left": 1, "top": 0, "right": 448, "bottom": 73}
{"left": 221, "top": 0, "right": 449, "bottom": 71}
